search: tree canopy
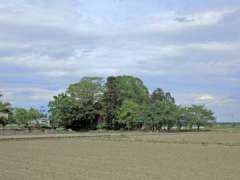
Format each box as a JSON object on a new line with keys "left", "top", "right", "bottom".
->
{"left": 48, "top": 75, "right": 216, "bottom": 131}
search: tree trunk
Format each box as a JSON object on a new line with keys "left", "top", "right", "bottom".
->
{"left": 197, "top": 124, "right": 200, "bottom": 131}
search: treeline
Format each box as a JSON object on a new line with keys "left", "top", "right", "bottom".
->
{"left": 48, "top": 76, "right": 215, "bottom": 131}
{"left": 0, "top": 93, "right": 44, "bottom": 127}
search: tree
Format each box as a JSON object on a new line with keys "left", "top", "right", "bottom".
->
{"left": 28, "top": 108, "right": 43, "bottom": 120}
{"left": 0, "top": 102, "right": 12, "bottom": 114}
{"left": 151, "top": 88, "right": 175, "bottom": 103}
{"left": 103, "top": 76, "right": 149, "bottom": 129}
{"left": 0, "top": 94, "right": 12, "bottom": 126}
{"left": 48, "top": 93, "right": 76, "bottom": 128}
{"left": 103, "top": 76, "right": 122, "bottom": 129}
{"left": 141, "top": 101, "right": 164, "bottom": 131}
{"left": 49, "top": 77, "right": 104, "bottom": 130}
{"left": 9, "top": 107, "right": 44, "bottom": 127}
{"left": 12, "top": 108, "right": 30, "bottom": 127}
{"left": 67, "top": 77, "right": 104, "bottom": 130}
{"left": 67, "top": 77, "right": 104, "bottom": 103}
{"left": 117, "top": 100, "right": 141, "bottom": 130}
{"left": 47, "top": 75, "right": 216, "bottom": 132}
{"left": 141, "top": 104, "right": 155, "bottom": 131}
{"left": 188, "top": 105, "right": 215, "bottom": 131}
{"left": 148, "top": 88, "right": 177, "bottom": 131}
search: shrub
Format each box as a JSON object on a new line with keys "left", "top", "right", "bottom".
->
{"left": 56, "top": 127, "right": 65, "bottom": 133}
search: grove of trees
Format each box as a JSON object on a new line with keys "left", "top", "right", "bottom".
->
{"left": 48, "top": 76, "right": 215, "bottom": 131}
{"left": 0, "top": 93, "right": 44, "bottom": 127}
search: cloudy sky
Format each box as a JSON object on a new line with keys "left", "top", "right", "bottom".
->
{"left": 0, "top": 0, "right": 239, "bottom": 122}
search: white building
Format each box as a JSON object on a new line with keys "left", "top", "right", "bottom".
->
{"left": 32, "top": 117, "right": 50, "bottom": 126}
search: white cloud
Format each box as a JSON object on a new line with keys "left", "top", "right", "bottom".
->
{"left": 0, "top": 1, "right": 236, "bottom": 40}
{"left": 0, "top": 87, "right": 63, "bottom": 106}
{"left": 196, "top": 95, "right": 215, "bottom": 101}
{"left": 1, "top": 41, "right": 239, "bottom": 79}
{"left": 175, "top": 92, "right": 238, "bottom": 106}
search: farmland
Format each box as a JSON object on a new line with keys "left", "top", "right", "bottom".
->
{"left": 0, "top": 130, "right": 240, "bottom": 180}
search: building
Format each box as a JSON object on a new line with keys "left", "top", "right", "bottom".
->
{"left": 32, "top": 117, "right": 50, "bottom": 127}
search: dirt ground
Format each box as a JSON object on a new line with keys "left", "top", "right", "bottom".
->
{"left": 0, "top": 131, "right": 240, "bottom": 180}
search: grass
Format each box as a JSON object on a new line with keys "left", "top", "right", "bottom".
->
{"left": 0, "top": 129, "right": 240, "bottom": 180}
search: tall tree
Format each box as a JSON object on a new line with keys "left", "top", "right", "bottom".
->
{"left": 28, "top": 108, "right": 44, "bottom": 121}
{"left": 67, "top": 77, "right": 104, "bottom": 103}
{"left": 49, "top": 77, "right": 104, "bottom": 130}
{"left": 13, "top": 108, "right": 30, "bottom": 127}
{"left": 151, "top": 88, "right": 175, "bottom": 103}
{"left": 103, "top": 76, "right": 122, "bottom": 128}
{"left": 117, "top": 100, "right": 141, "bottom": 130}
{"left": 188, "top": 105, "right": 215, "bottom": 131}
{"left": 103, "top": 75, "right": 149, "bottom": 129}
{"left": 0, "top": 94, "right": 12, "bottom": 126}
{"left": 67, "top": 77, "right": 104, "bottom": 129}
{"left": 48, "top": 93, "right": 76, "bottom": 128}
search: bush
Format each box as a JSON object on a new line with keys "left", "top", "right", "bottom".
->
{"left": 96, "top": 123, "right": 107, "bottom": 130}
{"left": 40, "top": 123, "right": 51, "bottom": 129}
{"left": 5, "top": 124, "right": 19, "bottom": 129}
{"left": 56, "top": 127, "right": 65, "bottom": 133}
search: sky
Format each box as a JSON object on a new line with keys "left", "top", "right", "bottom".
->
{"left": 0, "top": 0, "right": 239, "bottom": 122}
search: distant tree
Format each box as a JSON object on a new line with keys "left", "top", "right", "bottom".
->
{"left": 0, "top": 94, "right": 13, "bottom": 126}
{"left": 117, "top": 100, "right": 141, "bottom": 130}
{"left": 67, "top": 77, "right": 104, "bottom": 103}
{"left": 174, "top": 106, "right": 188, "bottom": 131}
{"left": 12, "top": 108, "right": 30, "bottom": 127}
{"left": 49, "top": 77, "right": 104, "bottom": 130}
{"left": 10, "top": 107, "right": 44, "bottom": 127}
{"left": 48, "top": 93, "right": 76, "bottom": 128}
{"left": 103, "top": 76, "right": 149, "bottom": 129}
{"left": 150, "top": 88, "right": 165, "bottom": 102}
{"left": 151, "top": 88, "right": 175, "bottom": 103}
{"left": 0, "top": 102, "right": 12, "bottom": 114}
{"left": 47, "top": 75, "right": 216, "bottom": 132}
{"left": 103, "top": 76, "right": 122, "bottom": 129}
{"left": 148, "top": 88, "right": 177, "bottom": 131}
{"left": 141, "top": 104, "right": 156, "bottom": 131}
{"left": 162, "top": 102, "right": 178, "bottom": 131}
{"left": 188, "top": 105, "right": 215, "bottom": 131}
{"left": 28, "top": 108, "right": 43, "bottom": 120}
{"left": 67, "top": 77, "right": 104, "bottom": 130}
{"left": 141, "top": 101, "right": 178, "bottom": 131}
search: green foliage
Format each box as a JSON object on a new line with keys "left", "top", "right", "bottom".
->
{"left": 187, "top": 105, "right": 215, "bottom": 130}
{"left": 6, "top": 107, "right": 42, "bottom": 127}
{"left": 117, "top": 100, "right": 141, "bottom": 129}
{"left": 0, "top": 95, "right": 13, "bottom": 126}
{"left": 142, "top": 101, "right": 178, "bottom": 131}
{"left": 47, "top": 75, "right": 216, "bottom": 132}
{"left": 103, "top": 76, "right": 149, "bottom": 128}
{"left": 49, "top": 77, "right": 104, "bottom": 130}
{"left": 67, "top": 77, "right": 104, "bottom": 103}
{"left": 0, "top": 101, "right": 12, "bottom": 114}
{"left": 48, "top": 93, "right": 76, "bottom": 128}
{"left": 151, "top": 88, "right": 175, "bottom": 103}
{"left": 13, "top": 108, "right": 29, "bottom": 126}
{"left": 5, "top": 124, "right": 19, "bottom": 129}
{"left": 56, "top": 127, "right": 65, "bottom": 133}
{"left": 96, "top": 123, "right": 107, "bottom": 130}
{"left": 11, "top": 108, "right": 43, "bottom": 127}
